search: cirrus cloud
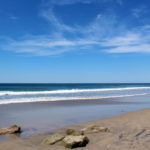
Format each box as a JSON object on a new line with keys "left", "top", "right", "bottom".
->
{"left": 1, "top": 0, "right": 150, "bottom": 56}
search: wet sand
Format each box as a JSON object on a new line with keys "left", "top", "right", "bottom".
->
{"left": 0, "top": 95, "right": 150, "bottom": 138}
{"left": 1, "top": 108, "right": 150, "bottom": 150}
{"left": 0, "top": 95, "right": 150, "bottom": 149}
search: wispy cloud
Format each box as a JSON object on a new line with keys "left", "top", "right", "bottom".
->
{"left": 115, "top": 0, "right": 123, "bottom": 5}
{"left": 102, "top": 26, "right": 150, "bottom": 53}
{"left": 132, "top": 6, "right": 147, "bottom": 18}
{"left": 1, "top": 9, "right": 119, "bottom": 56}
{"left": 0, "top": 34, "right": 100, "bottom": 56}
{"left": 41, "top": 9, "right": 76, "bottom": 33}
{"left": 9, "top": 15, "right": 18, "bottom": 20}
{"left": 106, "top": 44, "right": 150, "bottom": 53}
{"left": 1, "top": 0, "right": 150, "bottom": 56}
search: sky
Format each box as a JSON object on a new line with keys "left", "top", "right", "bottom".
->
{"left": 0, "top": 0, "right": 150, "bottom": 83}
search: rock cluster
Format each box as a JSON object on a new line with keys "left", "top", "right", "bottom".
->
{"left": 0, "top": 124, "right": 109, "bottom": 149}
{"left": 42, "top": 125, "right": 109, "bottom": 149}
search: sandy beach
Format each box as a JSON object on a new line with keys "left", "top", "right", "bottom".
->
{"left": 1, "top": 108, "right": 150, "bottom": 150}
{"left": 0, "top": 94, "right": 149, "bottom": 138}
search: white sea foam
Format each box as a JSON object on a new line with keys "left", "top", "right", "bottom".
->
{"left": 0, "top": 87, "right": 150, "bottom": 96}
{"left": 0, "top": 93, "right": 149, "bottom": 105}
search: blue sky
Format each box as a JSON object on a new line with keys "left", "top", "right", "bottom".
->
{"left": 0, "top": 0, "right": 150, "bottom": 83}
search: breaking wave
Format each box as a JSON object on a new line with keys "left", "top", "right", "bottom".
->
{"left": 0, "top": 87, "right": 150, "bottom": 96}
{"left": 0, "top": 93, "right": 149, "bottom": 105}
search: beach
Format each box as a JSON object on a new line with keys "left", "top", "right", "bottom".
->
{"left": 0, "top": 94, "right": 150, "bottom": 138}
{"left": 0, "top": 84, "right": 150, "bottom": 149}
{"left": 1, "top": 0, "right": 150, "bottom": 148}
{"left": 1, "top": 107, "right": 150, "bottom": 150}
{"left": 0, "top": 0, "right": 150, "bottom": 148}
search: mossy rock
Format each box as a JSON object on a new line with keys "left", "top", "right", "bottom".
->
{"left": 42, "top": 133, "right": 65, "bottom": 145}
{"left": 66, "top": 129, "right": 83, "bottom": 136}
{"left": 81, "top": 125, "right": 109, "bottom": 134}
{"left": 63, "top": 135, "right": 89, "bottom": 149}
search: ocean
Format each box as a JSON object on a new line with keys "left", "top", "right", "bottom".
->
{"left": 0, "top": 83, "right": 150, "bottom": 104}
{"left": 1, "top": 83, "right": 150, "bottom": 139}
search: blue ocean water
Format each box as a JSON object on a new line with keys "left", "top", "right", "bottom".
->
{"left": 0, "top": 83, "right": 150, "bottom": 104}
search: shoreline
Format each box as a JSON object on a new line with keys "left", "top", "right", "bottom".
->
{"left": 0, "top": 95, "right": 150, "bottom": 140}
{"left": 1, "top": 108, "right": 150, "bottom": 149}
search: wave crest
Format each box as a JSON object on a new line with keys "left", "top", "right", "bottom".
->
{"left": 0, "top": 87, "right": 150, "bottom": 96}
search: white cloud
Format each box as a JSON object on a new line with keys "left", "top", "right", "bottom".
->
{"left": 0, "top": 35, "right": 100, "bottom": 56}
{"left": 101, "top": 33, "right": 141, "bottom": 47}
{"left": 101, "top": 26, "right": 150, "bottom": 53}
{"left": 106, "top": 44, "right": 150, "bottom": 53}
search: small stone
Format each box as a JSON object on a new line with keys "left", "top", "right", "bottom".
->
{"left": 81, "top": 125, "right": 109, "bottom": 134}
{"left": 63, "top": 135, "right": 89, "bottom": 149}
{"left": 0, "top": 125, "right": 21, "bottom": 135}
{"left": 42, "top": 133, "right": 65, "bottom": 145}
{"left": 66, "top": 129, "right": 83, "bottom": 136}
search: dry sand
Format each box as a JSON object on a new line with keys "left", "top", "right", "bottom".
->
{"left": 1, "top": 108, "right": 150, "bottom": 150}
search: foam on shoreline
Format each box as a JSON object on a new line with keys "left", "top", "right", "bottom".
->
{"left": 0, "top": 93, "right": 149, "bottom": 105}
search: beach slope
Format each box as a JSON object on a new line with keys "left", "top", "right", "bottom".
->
{"left": 1, "top": 108, "right": 150, "bottom": 150}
